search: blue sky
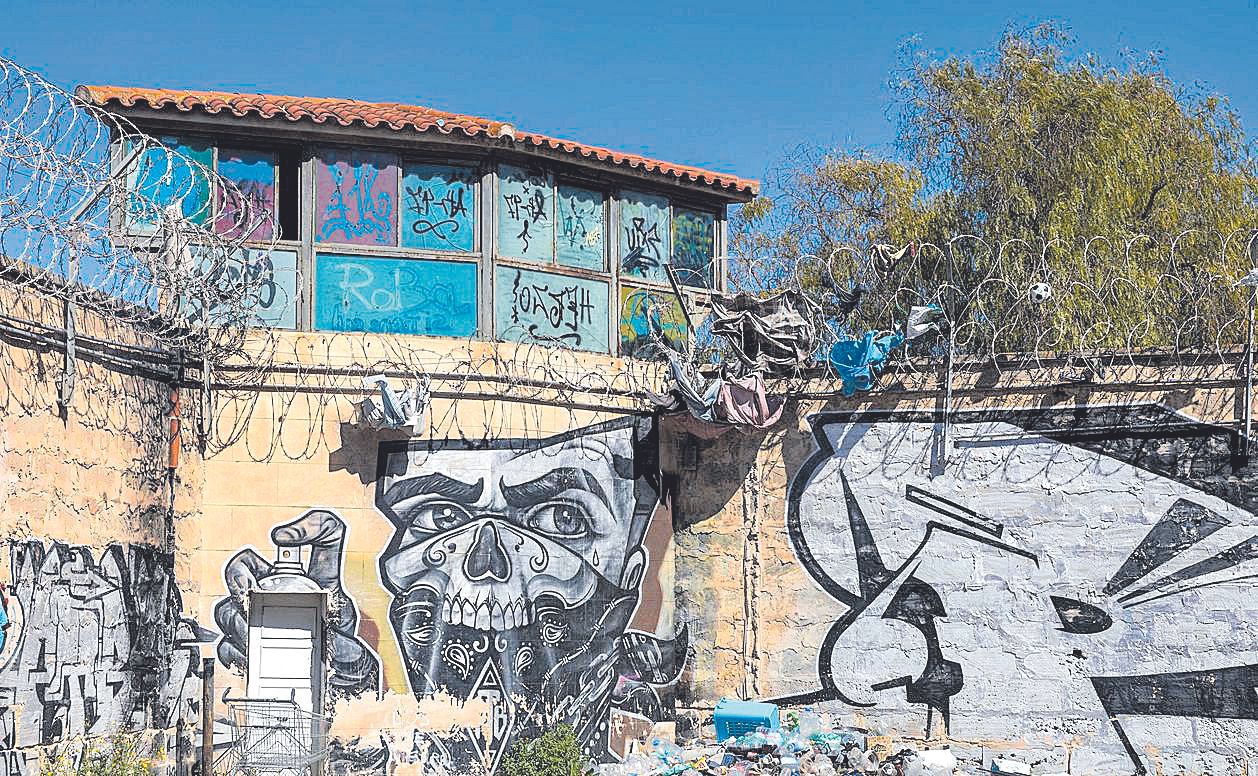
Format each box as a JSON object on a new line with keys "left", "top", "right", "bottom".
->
{"left": 5, "top": 0, "right": 1257, "bottom": 190}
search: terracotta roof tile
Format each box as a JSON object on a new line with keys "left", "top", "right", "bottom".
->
{"left": 76, "top": 85, "right": 759, "bottom": 198}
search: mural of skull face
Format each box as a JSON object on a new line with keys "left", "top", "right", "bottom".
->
{"left": 375, "top": 419, "right": 674, "bottom": 771}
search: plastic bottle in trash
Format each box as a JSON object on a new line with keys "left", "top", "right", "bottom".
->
{"left": 796, "top": 708, "right": 824, "bottom": 739}
{"left": 779, "top": 754, "right": 801, "bottom": 776}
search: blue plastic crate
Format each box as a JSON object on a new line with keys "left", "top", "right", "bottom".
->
{"left": 713, "top": 698, "right": 780, "bottom": 741}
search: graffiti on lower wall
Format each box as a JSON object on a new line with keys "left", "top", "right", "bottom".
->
{"left": 214, "top": 510, "right": 382, "bottom": 700}
{"left": 0, "top": 541, "right": 205, "bottom": 773}
{"left": 778, "top": 405, "right": 1258, "bottom": 774}
{"left": 375, "top": 419, "right": 685, "bottom": 771}
{"left": 214, "top": 419, "right": 685, "bottom": 775}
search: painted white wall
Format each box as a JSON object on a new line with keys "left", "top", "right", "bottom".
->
{"left": 784, "top": 418, "right": 1258, "bottom": 774}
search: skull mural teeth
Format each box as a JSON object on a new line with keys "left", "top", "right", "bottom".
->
{"left": 433, "top": 592, "right": 537, "bottom": 631}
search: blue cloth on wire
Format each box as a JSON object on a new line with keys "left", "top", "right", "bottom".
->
{"left": 828, "top": 331, "right": 905, "bottom": 396}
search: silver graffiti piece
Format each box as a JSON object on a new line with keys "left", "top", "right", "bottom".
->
{"left": 0, "top": 542, "right": 207, "bottom": 774}
{"left": 213, "top": 510, "right": 380, "bottom": 700}
{"left": 374, "top": 418, "right": 687, "bottom": 773}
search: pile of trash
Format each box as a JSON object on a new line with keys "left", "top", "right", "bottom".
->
{"left": 599, "top": 701, "right": 1036, "bottom": 776}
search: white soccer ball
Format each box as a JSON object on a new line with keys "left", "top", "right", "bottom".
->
{"left": 1028, "top": 282, "right": 1053, "bottom": 303}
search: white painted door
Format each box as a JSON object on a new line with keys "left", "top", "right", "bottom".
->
{"left": 247, "top": 593, "right": 322, "bottom": 712}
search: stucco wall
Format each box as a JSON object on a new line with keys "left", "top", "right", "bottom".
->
{"left": 3, "top": 293, "right": 1256, "bottom": 776}
{"left": 190, "top": 333, "right": 681, "bottom": 776}
{"left": 0, "top": 281, "right": 204, "bottom": 775}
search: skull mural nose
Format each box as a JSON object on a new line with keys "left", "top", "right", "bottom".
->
{"left": 465, "top": 520, "right": 511, "bottom": 582}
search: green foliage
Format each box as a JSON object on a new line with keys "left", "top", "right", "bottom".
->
{"left": 38, "top": 734, "right": 156, "bottom": 776}
{"left": 733, "top": 22, "right": 1258, "bottom": 354}
{"left": 501, "top": 725, "right": 588, "bottom": 776}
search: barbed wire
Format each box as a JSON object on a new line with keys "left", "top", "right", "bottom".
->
{"left": 716, "top": 230, "right": 1258, "bottom": 384}
{"left": 4, "top": 54, "right": 1258, "bottom": 461}
{"left": 0, "top": 55, "right": 282, "bottom": 360}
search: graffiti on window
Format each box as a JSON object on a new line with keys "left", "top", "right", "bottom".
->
{"left": 315, "top": 254, "right": 477, "bottom": 337}
{"left": 671, "top": 208, "right": 714, "bottom": 288}
{"left": 556, "top": 185, "right": 604, "bottom": 270}
{"left": 497, "top": 165, "right": 553, "bottom": 262}
{"left": 619, "top": 285, "right": 687, "bottom": 359}
{"left": 618, "top": 191, "right": 670, "bottom": 282}
{"left": 315, "top": 150, "right": 398, "bottom": 246}
{"left": 403, "top": 164, "right": 476, "bottom": 253}
{"left": 125, "top": 136, "right": 213, "bottom": 233}
{"left": 186, "top": 247, "right": 298, "bottom": 329}
{"left": 216, "top": 149, "right": 277, "bottom": 241}
{"left": 494, "top": 266, "right": 609, "bottom": 352}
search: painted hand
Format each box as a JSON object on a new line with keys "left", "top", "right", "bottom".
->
{"left": 214, "top": 509, "right": 380, "bottom": 699}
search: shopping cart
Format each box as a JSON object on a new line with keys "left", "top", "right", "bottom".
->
{"left": 215, "top": 692, "right": 330, "bottom": 776}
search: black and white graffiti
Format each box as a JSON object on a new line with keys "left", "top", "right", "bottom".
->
{"left": 0, "top": 541, "right": 205, "bottom": 775}
{"left": 214, "top": 510, "right": 381, "bottom": 700}
{"left": 778, "top": 405, "right": 1258, "bottom": 775}
{"left": 375, "top": 418, "right": 686, "bottom": 773}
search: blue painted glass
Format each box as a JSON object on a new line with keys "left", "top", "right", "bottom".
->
{"left": 671, "top": 207, "right": 715, "bottom": 288}
{"left": 189, "top": 248, "right": 298, "bottom": 329}
{"left": 617, "top": 190, "right": 670, "bottom": 282}
{"left": 402, "top": 164, "right": 476, "bottom": 252}
{"left": 216, "top": 149, "right": 277, "bottom": 241}
{"left": 315, "top": 253, "right": 477, "bottom": 337}
{"left": 497, "top": 164, "right": 554, "bottom": 262}
{"left": 494, "top": 265, "right": 609, "bottom": 352}
{"left": 556, "top": 185, "right": 605, "bottom": 270}
{"left": 126, "top": 136, "right": 214, "bottom": 232}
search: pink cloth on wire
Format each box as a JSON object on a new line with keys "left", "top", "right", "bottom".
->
{"left": 715, "top": 372, "right": 783, "bottom": 429}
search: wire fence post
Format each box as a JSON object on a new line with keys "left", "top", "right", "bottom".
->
{"left": 1244, "top": 287, "right": 1255, "bottom": 461}
{"left": 57, "top": 246, "right": 78, "bottom": 413}
{"left": 201, "top": 657, "right": 215, "bottom": 776}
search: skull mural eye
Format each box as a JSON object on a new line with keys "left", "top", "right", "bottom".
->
{"left": 402, "top": 500, "right": 476, "bottom": 533}
{"left": 524, "top": 501, "right": 592, "bottom": 539}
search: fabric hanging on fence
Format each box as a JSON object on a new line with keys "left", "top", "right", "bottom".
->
{"left": 655, "top": 351, "right": 784, "bottom": 431}
{"left": 658, "top": 350, "right": 722, "bottom": 423}
{"left": 871, "top": 242, "right": 913, "bottom": 273}
{"left": 716, "top": 371, "right": 784, "bottom": 429}
{"left": 828, "top": 331, "right": 905, "bottom": 396}
{"left": 905, "top": 304, "right": 944, "bottom": 340}
{"left": 831, "top": 282, "right": 865, "bottom": 319}
{"left": 710, "top": 291, "right": 817, "bottom": 374}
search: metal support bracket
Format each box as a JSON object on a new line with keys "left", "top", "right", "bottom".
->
{"left": 199, "top": 347, "right": 212, "bottom": 449}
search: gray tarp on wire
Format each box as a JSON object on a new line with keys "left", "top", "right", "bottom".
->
{"left": 710, "top": 290, "right": 817, "bottom": 374}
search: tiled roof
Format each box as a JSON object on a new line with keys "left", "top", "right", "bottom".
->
{"left": 76, "top": 85, "right": 759, "bottom": 198}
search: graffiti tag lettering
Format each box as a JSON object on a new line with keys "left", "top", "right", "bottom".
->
{"left": 509, "top": 270, "right": 596, "bottom": 345}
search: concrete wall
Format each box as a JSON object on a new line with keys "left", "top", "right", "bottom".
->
{"left": 673, "top": 376, "right": 1258, "bottom": 776}
{"left": 188, "top": 333, "right": 681, "bottom": 776}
